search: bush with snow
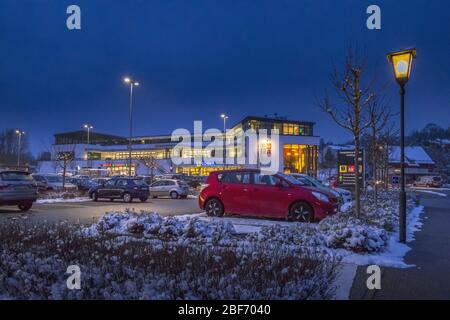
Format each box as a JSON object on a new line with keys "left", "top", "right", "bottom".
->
{"left": 0, "top": 217, "right": 338, "bottom": 300}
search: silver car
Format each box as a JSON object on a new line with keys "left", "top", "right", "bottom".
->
{"left": 149, "top": 179, "right": 189, "bottom": 199}
{"left": 0, "top": 170, "right": 38, "bottom": 211}
{"left": 290, "top": 173, "right": 352, "bottom": 203}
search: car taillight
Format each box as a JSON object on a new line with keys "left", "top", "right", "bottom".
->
{"left": 0, "top": 184, "right": 10, "bottom": 190}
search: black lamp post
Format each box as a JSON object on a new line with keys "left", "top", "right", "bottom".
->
{"left": 386, "top": 48, "right": 416, "bottom": 243}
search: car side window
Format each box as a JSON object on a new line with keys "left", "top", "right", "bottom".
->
{"left": 117, "top": 179, "right": 129, "bottom": 187}
{"left": 104, "top": 180, "right": 116, "bottom": 187}
{"left": 254, "top": 174, "right": 278, "bottom": 186}
{"left": 151, "top": 181, "right": 162, "bottom": 187}
{"left": 221, "top": 172, "right": 251, "bottom": 184}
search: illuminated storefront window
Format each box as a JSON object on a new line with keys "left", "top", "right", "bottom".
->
{"left": 283, "top": 144, "right": 317, "bottom": 176}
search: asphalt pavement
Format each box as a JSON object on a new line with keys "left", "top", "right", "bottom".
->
{"left": 0, "top": 197, "right": 201, "bottom": 224}
{"left": 350, "top": 188, "right": 450, "bottom": 299}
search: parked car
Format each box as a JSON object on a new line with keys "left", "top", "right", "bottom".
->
{"left": 289, "top": 173, "right": 352, "bottom": 203}
{"left": 88, "top": 177, "right": 150, "bottom": 202}
{"left": 199, "top": 169, "right": 339, "bottom": 222}
{"left": 69, "top": 177, "right": 97, "bottom": 192}
{"left": 413, "top": 176, "right": 443, "bottom": 188}
{"left": 32, "top": 174, "right": 77, "bottom": 192}
{"left": 0, "top": 170, "right": 38, "bottom": 211}
{"left": 149, "top": 179, "right": 189, "bottom": 199}
{"left": 31, "top": 174, "right": 49, "bottom": 191}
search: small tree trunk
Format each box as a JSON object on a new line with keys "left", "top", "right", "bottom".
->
{"left": 372, "top": 126, "right": 378, "bottom": 205}
{"left": 354, "top": 136, "right": 361, "bottom": 218}
{"left": 62, "top": 160, "right": 67, "bottom": 189}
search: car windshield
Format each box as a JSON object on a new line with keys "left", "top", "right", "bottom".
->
{"left": 0, "top": 171, "right": 33, "bottom": 181}
{"left": 278, "top": 173, "right": 306, "bottom": 186}
{"left": 302, "top": 175, "right": 326, "bottom": 188}
{"left": 133, "top": 179, "right": 146, "bottom": 185}
{"left": 46, "top": 176, "right": 63, "bottom": 183}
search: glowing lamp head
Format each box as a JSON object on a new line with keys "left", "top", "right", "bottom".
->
{"left": 124, "top": 77, "right": 131, "bottom": 83}
{"left": 386, "top": 48, "right": 416, "bottom": 85}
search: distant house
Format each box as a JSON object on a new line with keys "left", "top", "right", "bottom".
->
{"left": 388, "top": 146, "right": 435, "bottom": 182}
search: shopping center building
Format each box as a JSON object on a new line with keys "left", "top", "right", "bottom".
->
{"left": 38, "top": 116, "right": 320, "bottom": 177}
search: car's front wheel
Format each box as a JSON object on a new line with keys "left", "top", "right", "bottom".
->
{"left": 205, "top": 198, "right": 224, "bottom": 217}
{"left": 170, "top": 191, "right": 179, "bottom": 199}
{"left": 289, "top": 201, "right": 314, "bottom": 223}
{"left": 18, "top": 202, "right": 32, "bottom": 212}
{"left": 123, "top": 192, "right": 133, "bottom": 203}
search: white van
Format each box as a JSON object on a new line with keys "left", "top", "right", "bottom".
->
{"left": 413, "top": 176, "right": 442, "bottom": 188}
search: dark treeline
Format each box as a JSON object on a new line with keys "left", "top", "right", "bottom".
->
{"left": 0, "top": 128, "right": 34, "bottom": 166}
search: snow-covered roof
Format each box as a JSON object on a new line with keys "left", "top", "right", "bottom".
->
{"left": 434, "top": 138, "right": 450, "bottom": 145}
{"left": 326, "top": 145, "right": 354, "bottom": 151}
{"left": 389, "top": 146, "right": 434, "bottom": 165}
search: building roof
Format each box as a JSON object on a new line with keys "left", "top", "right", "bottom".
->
{"left": 231, "top": 115, "right": 315, "bottom": 129}
{"left": 389, "top": 146, "right": 434, "bottom": 165}
{"left": 326, "top": 145, "right": 355, "bottom": 151}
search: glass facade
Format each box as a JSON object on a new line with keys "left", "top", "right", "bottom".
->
{"left": 283, "top": 144, "right": 318, "bottom": 176}
{"left": 243, "top": 118, "right": 312, "bottom": 136}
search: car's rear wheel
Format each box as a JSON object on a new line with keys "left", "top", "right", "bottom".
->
{"left": 205, "top": 198, "right": 224, "bottom": 217}
{"left": 289, "top": 201, "right": 314, "bottom": 223}
{"left": 123, "top": 192, "right": 133, "bottom": 203}
{"left": 140, "top": 197, "right": 148, "bottom": 202}
{"left": 170, "top": 191, "right": 179, "bottom": 199}
{"left": 91, "top": 192, "right": 98, "bottom": 202}
{"left": 18, "top": 202, "right": 32, "bottom": 212}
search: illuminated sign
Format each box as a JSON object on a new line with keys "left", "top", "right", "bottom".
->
{"left": 337, "top": 149, "right": 365, "bottom": 189}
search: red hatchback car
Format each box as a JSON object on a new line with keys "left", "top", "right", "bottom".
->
{"left": 199, "top": 169, "right": 339, "bottom": 222}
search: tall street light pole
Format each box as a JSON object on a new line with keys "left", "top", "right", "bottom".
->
{"left": 84, "top": 124, "right": 93, "bottom": 145}
{"left": 124, "top": 77, "right": 140, "bottom": 177}
{"left": 387, "top": 48, "right": 416, "bottom": 243}
{"left": 221, "top": 114, "right": 228, "bottom": 170}
{"left": 15, "top": 130, "right": 25, "bottom": 168}
{"left": 84, "top": 124, "right": 93, "bottom": 168}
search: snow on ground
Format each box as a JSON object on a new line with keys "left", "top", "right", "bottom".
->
{"left": 36, "top": 197, "right": 91, "bottom": 204}
{"left": 341, "top": 205, "right": 424, "bottom": 268}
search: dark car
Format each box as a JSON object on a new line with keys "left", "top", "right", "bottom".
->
{"left": 88, "top": 178, "right": 150, "bottom": 203}
{"left": 0, "top": 170, "right": 38, "bottom": 211}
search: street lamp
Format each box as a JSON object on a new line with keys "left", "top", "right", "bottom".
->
{"left": 386, "top": 48, "right": 416, "bottom": 243}
{"left": 15, "top": 130, "right": 25, "bottom": 168}
{"left": 84, "top": 124, "right": 93, "bottom": 169}
{"left": 83, "top": 124, "right": 93, "bottom": 144}
{"left": 221, "top": 114, "right": 229, "bottom": 169}
{"left": 123, "top": 77, "right": 140, "bottom": 177}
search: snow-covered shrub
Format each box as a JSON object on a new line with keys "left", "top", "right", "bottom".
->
{"left": 0, "top": 218, "right": 338, "bottom": 300}
{"left": 318, "top": 215, "right": 388, "bottom": 253}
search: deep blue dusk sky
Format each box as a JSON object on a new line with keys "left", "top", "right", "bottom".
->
{"left": 0, "top": 0, "right": 449, "bottom": 155}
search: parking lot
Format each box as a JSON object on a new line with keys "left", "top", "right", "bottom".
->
{"left": 0, "top": 197, "right": 201, "bottom": 223}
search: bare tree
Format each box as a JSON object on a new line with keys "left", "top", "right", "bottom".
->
{"left": 367, "top": 95, "right": 392, "bottom": 204}
{"left": 378, "top": 123, "right": 399, "bottom": 188}
{"left": 319, "top": 46, "right": 375, "bottom": 217}
{"left": 138, "top": 154, "right": 159, "bottom": 183}
{"left": 52, "top": 144, "right": 76, "bottom": 188}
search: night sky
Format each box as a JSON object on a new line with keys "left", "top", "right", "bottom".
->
{"left": 1, "top": 0, "right": 449, "bottom": 155}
